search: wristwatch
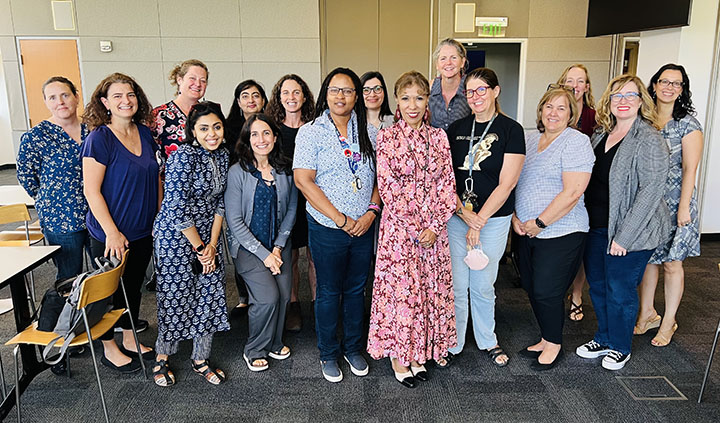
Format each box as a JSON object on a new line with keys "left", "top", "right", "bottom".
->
{"left": 535, "top": 217, "right": 547, "bottom": 229}
{"left": 193, "top": 242, "right": 205, "bottom": 253}
{"left": 274, "top": 245, "right": 284, "bottom": 252}
{"left": 456, "top": 207, "right": 464, "bottom": 216}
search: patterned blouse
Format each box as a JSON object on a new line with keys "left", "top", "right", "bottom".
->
{"left": 16, "top": 120, "right": 89, "bottom": 233}
{"left": 152, "top": 100, "right": 187, "bottom": 159}
{"left": 429, "top": 75, "right": 472, "bottom": 131}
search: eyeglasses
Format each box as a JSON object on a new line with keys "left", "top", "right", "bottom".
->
{"left": 657, "top": 79, "right": 684, "bottom": 89}
{"left": 609, "top": 92, "right": 640, "bottom": 102}
{"left": 362, "top": 85, "right": 383, "bottom": 95}
{"left": 464, "top": 86, "right": 490, "bottom": 98}
{"left": 328, "top": 87, "right": 356, "bottom": 97}
{"left": 546, "top": 83, "right": 575, "bottom": 93}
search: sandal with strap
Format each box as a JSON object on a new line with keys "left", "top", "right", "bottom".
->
{"left": 634, "top": 314, "right": 661, "bottom": 335}
{"left": 192, "top": 360, "right": 226, "bottom": 385}
{"left": 486, "top": 347, "right": 509, "bottom": 367}
{"left": 568, "top": 295, "right": 584, "bottom": 322}
{"left": 152, "top": 359, "right": 175, "bottom": 387}
{"left": 651, "top": 322, "right": 678, "bottom": 347}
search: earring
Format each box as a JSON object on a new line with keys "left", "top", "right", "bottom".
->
{"left": 423, "top": 109, "right": 430, "bottom": 123}
{"left": 106, "top": 109, "right": 111, "bottom": 116}
{"left": 394, "top": 107, "right": 401, "bottom": 121}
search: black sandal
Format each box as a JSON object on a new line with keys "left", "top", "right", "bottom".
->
{"left": 486, "top": 347, "right": 509, "bottom": 367}
{"left": 435, "top": 352, "right": 454, "bottom": 369}
{"left": 568, "top": 298, "right": 584, "bottom": 322}
{"left": 192, "top": 360, "right": 226, "bottom": 385}
{"left": 152, "top": 359, "right": 175, "bottom": 387}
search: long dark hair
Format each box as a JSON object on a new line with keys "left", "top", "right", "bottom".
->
{"left": 647, "top": 63, "right": 696, "bottom": 121}
{"left": 236, "top": 113, "right": 291, "bottom": 174}
{"left": 183, "top": 101, "right": 227, "bottom": 149}
{"left": 267, "top": 74, "right": 315, "bottom": 125}
{"left": 226, "top": 80, "right": 268, "bottom": 146}
{"left": 360, "top": 71, "right": 392, "bottom": 119}
{"left": 314, "top": 67, "right": 375, "bottom": 165}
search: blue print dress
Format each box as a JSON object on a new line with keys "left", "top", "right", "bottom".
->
{"left": 649, "top": 115, "right": 703, "bottom": 263}
{"left": 153, "top": 143, "right": 230, "bottom": 343}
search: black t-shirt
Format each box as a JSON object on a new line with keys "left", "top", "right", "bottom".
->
{"left": 586, "top": 134, "right": 622, "bottom": 229}
{"left": 279, "top": 123, "right": 299, "bottom": 164}
{"left": 447, "top": 113, "right": 525, "bottom": 217}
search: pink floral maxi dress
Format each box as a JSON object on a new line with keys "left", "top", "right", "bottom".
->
{"left": 367, "top": 119, "right": 458, "bottom": 366}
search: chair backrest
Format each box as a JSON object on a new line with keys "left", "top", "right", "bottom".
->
{"left": 0, "top": 204, "right": 31, "bottom": 225}
{"left": 77, "top": 250, "right": 130, "bottom": 309}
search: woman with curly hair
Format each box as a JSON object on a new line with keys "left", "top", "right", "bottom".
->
{"left": 81, "top": 72, "right": 160, "bottom": 373}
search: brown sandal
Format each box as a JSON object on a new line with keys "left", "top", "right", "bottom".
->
{"left": 634, "top": 314, "right": 661, "bottom": 335}
{"left": 651, "top": 322, "right": 678, "bottom": 347}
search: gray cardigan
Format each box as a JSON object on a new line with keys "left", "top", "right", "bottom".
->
{"left": 224, "top": 163, "right": 298, "bottom": 261}
{"left": 590, "top": 117, "right": 670, "bottom": 253}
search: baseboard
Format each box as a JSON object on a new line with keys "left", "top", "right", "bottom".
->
{"left": 0, "top": 164, "right": 16, "bottom": 171}
{"left": 701, "top": 233, "right": 720, "bottom": 242}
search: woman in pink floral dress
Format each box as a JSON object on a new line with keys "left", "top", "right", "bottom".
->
{"left": 367, "top": 71, "right": 457, "bottom": 389}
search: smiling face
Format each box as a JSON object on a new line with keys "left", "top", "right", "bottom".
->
{"left": 653, "top": 69, "right": 684, "bottom": 105}
{"left": 101, "top": 82, "right": 138, "bottom": 119}
{"left": 326, "top": 74, "right": 357, "bottom": 118}
{"left": 177, "top": 65, "right": 208, "bottom": 101}
{"left": 43, "top": 81, "right": 79, "bottom": 121}
{"left": 436, "top": 44, "right": 465, "bottom": 79}
{"left": 362, "top": 77, "right": 384, "bottom": 112}
{"left": 396, "top": 83, "right": 428, "bottom": 129}
{"left": 238, "top": 86, "right": 264, "bottom": 115}
{"left": 610, "top": 81, "right": 641, "bottom": 121}
{"left": 248, "top": 119, "right": 277, "bottom": 160}
{"left": 564, "top": 67, "right": 589, "bottom": 103}
{"left": 465, "top": 77, "right": 499, "bottom": 117}
{"left": 191, "top": 113, "right": 224, "bottom": 151}
{"left": 280, "top": 79, "right": 305, "bottom": 114}
{"left": 541, "top": 94, "right": 571, "bottom": 134}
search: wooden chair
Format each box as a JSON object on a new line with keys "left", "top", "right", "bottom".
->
{"left": 698, "top": 263, "right": 720, "bottom": 403}
{"left": 5, "top": 250, "right": 147, "bottom": 423}
{"left": 0, "top": 204, "right": 46, "bottom": 303}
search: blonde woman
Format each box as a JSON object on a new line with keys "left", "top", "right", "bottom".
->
{"left": 428, "top": 38, "right": 472, "bottom": 130}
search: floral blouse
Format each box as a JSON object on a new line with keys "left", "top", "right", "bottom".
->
{"left": 152, "top": 100, "right": 187, "bottom": 159}
{"left": 16, "top": 120, "right": 89, "bottom": 233}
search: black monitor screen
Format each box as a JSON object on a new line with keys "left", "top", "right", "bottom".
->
{"left": 587, "top": 0, "right": 692, "bottom": 37}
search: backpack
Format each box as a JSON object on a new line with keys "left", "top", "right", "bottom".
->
{"left": 40, "top": 256, "right": 118, "bottom": 365}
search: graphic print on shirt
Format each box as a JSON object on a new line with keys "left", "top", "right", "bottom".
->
{"left": 458, "top": 133, "right": 499, "bottom": 171}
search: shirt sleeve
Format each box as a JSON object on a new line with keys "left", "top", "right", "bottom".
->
{"left": 505, "top": 118, "right": 526, "bottom": 155}
{"left": 292, "top": 125, "right": 318, "bottom": 170}
{"left": 16, "top": 130, "right": 41, "bottom": 198}
{"left": 682, "top": 115, "right": 703, "bottom": 137}
{"left": 81, "top": 127, "right": 113, "bottom": 166}
{"left": 561, "top": 131, "right": 595, "bottom": 173}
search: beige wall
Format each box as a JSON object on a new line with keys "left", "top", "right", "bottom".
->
{"left": 0, "top": 0, "right": 321, "bottom": 164}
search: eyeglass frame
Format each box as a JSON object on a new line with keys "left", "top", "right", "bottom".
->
{"left": 362, "top": 85, "right": 383, "bottom": 95}
{"left": 609, "top": 92, "right": 641, "bottom": 102}
{"left": 657, "top": 79, "right": 684, "bottom": 89}
{"left": 464, "top": 85, "right": 492, "bottom": 99}
{"left": 327, "top": 86, "right": 356, "bottom": 97}
{"left": 546, "top": 83, "right": 575, "bottom": 93}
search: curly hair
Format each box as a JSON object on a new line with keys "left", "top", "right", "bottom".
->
{"left": 557, "top": 63, "right": 595, "bottom": 109}
{"left": 595, "top": 74, "right": 660, "bottom": 132}
{"left": 168, "top": 59, "right": 208, "bottom": 96}
{"left": 82, "top": 73, "right": 153, "bottom": 130}
{"left": 535, "top": 87, "right": 579, "bottom": 132}
{"left": 647, "top": 63, "right": 696, "bottom": 121}
{"left": 266, "top": 74, "right": 315, "bottom": 125}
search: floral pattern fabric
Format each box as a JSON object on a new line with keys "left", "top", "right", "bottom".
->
{"left": 16, "top": 121, "right": 89, "bottom": 233}
{"left": 152, "top": 100, "right": 187, "bottom": 159}
{"left": 367, "top": 119, "right": 458, "bottom": 366}
{"left": 153, "top": 144, "right": 230, "bottom": 343}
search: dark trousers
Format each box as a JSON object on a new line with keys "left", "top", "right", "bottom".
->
{"left": 308, "top": 216, "right": 374, "bottom": 361}
{"left": 44, "top": 229, "right": 90, "bottom": 281}
{"left": 584, "top": 228, "right": 652, "bottom": 355}
{"left": 90, "top": 235, "right": 153, "bottom": 340}
{"left": 517, "top": 232, "right": 586, "bottom": 344}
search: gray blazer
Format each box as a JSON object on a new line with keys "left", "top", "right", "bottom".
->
{"left": 224, "top": 163, "right": 298, "bottom": 261}
{"left": 590, "top": 117, "right": 671, "bottom": 253}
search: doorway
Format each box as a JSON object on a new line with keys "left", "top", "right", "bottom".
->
{"left": 17, "top": 38, "right": 84, "bottom": 128}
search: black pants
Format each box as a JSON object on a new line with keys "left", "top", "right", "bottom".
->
{"left": 90, "top": 235, "right": 153, "bottom": 340}
{"left": 516, "top": 232, "right": 586, "bottom": 344}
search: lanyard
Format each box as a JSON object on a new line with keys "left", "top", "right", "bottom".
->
{"left": 465, "top": 113, "right": 497, "bottom": 193}
{"left": 329, "top": 116, "right": 363, "bottom": 192}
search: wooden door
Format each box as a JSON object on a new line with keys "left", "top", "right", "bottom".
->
{"left": 18, "top": 39, "right": 83, "bottom": 128}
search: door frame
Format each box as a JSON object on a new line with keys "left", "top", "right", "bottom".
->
{"left": 15, "top": 37, "right": 85, "bottom": 129}
{"left": 455, "top": 37, "right": 527, "bottom": 123}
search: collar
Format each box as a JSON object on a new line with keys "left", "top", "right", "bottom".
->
{"left": 316, "top": 109, "right": 358, "bottom": 129}
{"left": 430, "top": 75, "right": 467, "bottom": 98}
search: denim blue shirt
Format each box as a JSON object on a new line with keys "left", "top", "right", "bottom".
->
{"left": 429, "top": 75, "right": 472, "bottom": 131}
{"left": 293, "top": 110, "right": 377, "bottom": 228}
{"left": 17, "top": 120, "right": 89, "bottom": 234}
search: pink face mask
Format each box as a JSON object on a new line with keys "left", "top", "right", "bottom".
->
{"left": 464, "top": 243, "right": 489, "bottom": 270}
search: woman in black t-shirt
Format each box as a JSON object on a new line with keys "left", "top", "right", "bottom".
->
{"left": 445, "top": 68, "right": 525, "bottom": 368}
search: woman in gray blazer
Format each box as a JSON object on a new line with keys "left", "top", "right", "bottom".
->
{"left": 575, "top": 74, "right": 670, "bottom": 371}
{"left": 225, "top": 113, "right": 298, "bottom": 372}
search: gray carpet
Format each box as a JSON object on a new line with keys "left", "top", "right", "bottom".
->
{"left": 1, "top": 167, "right": 719, "bottom": 422}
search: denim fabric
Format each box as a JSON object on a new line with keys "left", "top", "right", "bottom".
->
{"left": 447, "top": 214, "right": 511, "bottom": 353}
{"left": 584, "top": 228, "right": 653, "bottom": 355}
{"left": 308, "top": 216, "right": 374, "bottom": 360}
{"left": 43, "top": 229, "right": 90, "bottom": 281}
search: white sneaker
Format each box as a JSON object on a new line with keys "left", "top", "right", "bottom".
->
{"left": 602, "top": 351, "right": 631, "bottom": 370}
{"left": 576, "top": 340, "right": 612, "bottom": 359}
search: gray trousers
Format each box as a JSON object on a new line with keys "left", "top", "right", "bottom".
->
{"left": 233, "top": 247, "right": 292, "bottom": 360}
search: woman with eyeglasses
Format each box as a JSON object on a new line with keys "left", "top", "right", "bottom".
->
{"left": 293, "top": 67, "right": 380, "bottom": 383}
{"left": 429, "top": 38, "right": 472, "bottom": 131}
{"left": 361, "top": 71, "right": 394, "bottom": 130}
{"left": 445, "top": 67, "right": 525, "bottom": 368}
{"left": 576, "top": 74, "right": 669, "bottom": 370}
{"left": 635, "top": 64, "right": 703, "bottom": 347}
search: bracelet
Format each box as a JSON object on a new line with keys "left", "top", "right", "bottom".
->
{"left": 368, "top": 202, "right": 381, "bottom": 212}
{"left": 367, "top": 208, "right": 380, "bottom": 217}
{"left": 336, "top": 213, "right": 348, "bottom": 229}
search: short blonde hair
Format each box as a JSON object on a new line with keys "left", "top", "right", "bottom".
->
{"left": 536, "top": 88, "right": 579, "bottom": 132}
{"left": 169, "top": 59, "right": 208, "bottom": 96}
{"left": 557, "top": 64, "right": 595, "bottom": 108}
{"left": 596, "top": 74, "right": 660, "bottom": 132}
{"left": 432, "top": 38, "right": 467, "bottom": 76}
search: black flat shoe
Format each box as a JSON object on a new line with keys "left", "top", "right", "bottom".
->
{"left": 394, "top": 370, "right": 416, "bottom": 388}
{"left": 101, "top": 355, "right": 141, "bottom": 373}
{"left": 410, "top": 364, "right": 428, "bottom": 382}
{"left": 119, "top": 346, "right": 155, "bottom": 361}
{"left": 518, "top": 347, "right": 542, "bottom": 359}
{"left": 531, "top": 349, "right": 564, "bottom": 371}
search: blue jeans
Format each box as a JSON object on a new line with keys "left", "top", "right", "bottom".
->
{"left": 584, "top": 228, "right": 653, "bottom": 355}
{"left": 308, "top": 216, "right": 374, "bottom": 361}
{"left": 43, "top": 229, "right": 90, "bottom": 281}
{"left": 447, "top": 214, "right": 511, "bottom": 353}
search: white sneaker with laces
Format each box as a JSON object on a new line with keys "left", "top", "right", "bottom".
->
{"left": 576, "top": 340, "right": 612, "bottom": 359}
{"left": 602, "top": 350, "right": 631, "bottom": 370}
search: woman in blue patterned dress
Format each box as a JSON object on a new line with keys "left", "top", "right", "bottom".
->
{"left": 635, "top": 64, "right": 704, "bottom": 347}
{"left": 151, "top": 101, "right": 230, "bottom": 386}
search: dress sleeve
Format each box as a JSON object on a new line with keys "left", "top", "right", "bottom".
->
{"left": 375, "top": 128, "right": 412, "bottom": 219}
{"left": 561, "top": 131, "right": 595, "bottom": 173}
{"left": 162, "top": 147, "right": 195, "bottom": 231}
{"left": 16, "top": 130, "right": 41, "bottom": 198}
{"left": 151, "top": 107, "right": 164, "bottom": 146}
{"left": 428, "top": 129, "right": 457, "bottom": 235}
{"left": 215, "top": 150, "right": 229, "bottom": 218}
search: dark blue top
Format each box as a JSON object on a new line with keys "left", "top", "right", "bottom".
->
{"left": 17, "top": 120, "right": 89, "bottom": 233}
{"left": 81, "top": 124, "right": 160, "bottom": 242}
{"left": 248, "top": 168, "right": 278, "bottom": 251}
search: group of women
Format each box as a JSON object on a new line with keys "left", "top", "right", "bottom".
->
{"left": 15, "top": 36, "right": 703, "bottom": 389}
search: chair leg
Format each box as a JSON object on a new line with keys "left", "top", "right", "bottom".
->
{"left": 82, "top": 311, "right": 110, "bottom": 423}
{"left": 698, "top": 317, "right": 720, "bottom": 403}
{"left": 13, "top": 346, "right": 21, "bottom": 423}
{"left": 0, "top": 350, "right": 6, "bottom": 398}
{"left": 23, "top": 275, "right": 37, "bottom": 316}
